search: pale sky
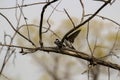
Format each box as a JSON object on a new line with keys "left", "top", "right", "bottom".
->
{"left": 0, "top": 0, "right": 120, "bottom": 80}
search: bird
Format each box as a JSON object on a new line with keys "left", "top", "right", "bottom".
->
{"left": 54, "top": 39, "right": 65, "bottom": 48}
{"left": 66, "top": 30, "right": 81, "bottom": 43}
{"left": 54, "top": 30, "right": 81, "bottom": 49}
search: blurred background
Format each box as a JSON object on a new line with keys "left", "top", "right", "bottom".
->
{"left": 0, "top": 0, "right": 120, "bottom": 80}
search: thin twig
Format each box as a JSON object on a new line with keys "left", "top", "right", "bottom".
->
{"left": 64, "top": 9, "right": 75, "bottom": 28}
{"left": 0, "top": 31, "right": 17, "bottom": 76}
{"left": 1, "top": 74, "right": 10, "bottom": 80}
{"left": 0, "top": 5, "right": 37, "bottom": 75}
{"left": 86, "top": 21, "right": 93, "bottom": 55}
{"left": 79, "top": 0, "right": 85, "bottom": 23}
{"left": 108, "top": 29, "right": 120, "bottom": 57}
{"left": 15, "top": 0, "right": 19, "bottom": 23}
{"left": 20, "top": 24, "right": 61, "bottom": 39}
{"left": 92, "top": 36, "right": 98, "bottom": 55}
{"left": 85, "top": 14, "right": 120, "bottom": 58}
{"left": 0, "top": 12, "right": 36, "bottom": 46}
{"left": 0, "top": 2, "right": 48, "bottom": 10}
{"left": 0, "top": 36, "right": 10, "bottom": 76}
{"left": 18, "top": 4, "right": 31, "bottom": 40}
{"left": 50, "top": 0, "right": 64, "bottom": 12}
{"left": 44, "top": 0, "right": 61, "bottom": 33}
{"left": 85, "top": 14, "right": 120, "bottom": 27}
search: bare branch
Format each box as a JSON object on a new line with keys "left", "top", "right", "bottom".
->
{"left": 64, "top": 9, "right": 75, "bottom": 28}
{"left": 39, "top": 0, "right": 58, "bottom": 47}
{"left": 79, "top": 0, "right": 85, "bottom": 23}
{"left": 85, "top": 14, "right": 120, "bottom": 27}
{"left": 0, "top": 43, "right": 120, "bottom": 71}
{"left": 86, "top": 22, "right": 93, "bottom": 55}
{"left": 18, "top": 4, "right": 31, "bottom": 40}
{"left": 44, "top": 0, "right": 61, "bottom": 33}
{"left": 0, "top": 0, "right": 119, "bottom": 79}
{"left": 61, "top": 1, "right": 111, "bottom": 44}
{"left": 19, "top": 24, "right": 61, "bottom": 39}
{"left": 0, "top": 12, "right": 36, "bottom": 46}
{"left": 85, "top": 14, "right": 120, "bottom": 58}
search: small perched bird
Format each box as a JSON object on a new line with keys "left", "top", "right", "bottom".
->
{"left": 54, "top": 30, "right": 81, "bottom": 49}
{"left": 54, "top": 39, "right": 65, "bottom": 48}
{"left": 64, "top": 39, "right": 75, "bottom": 49}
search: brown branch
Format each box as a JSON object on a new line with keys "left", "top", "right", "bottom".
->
{"left": 39, "top": 47, "right": 120, "bottom": 71}
{"left": 0, "top": 43, "right": 120, "bottom": 71}
{"left": 39, "top": 0, "right": 58, "bottom": 47}
{"left": 44, "top": 0, "right": 61, "bottom": 33}
{"left": 61, "top": 1, "right": 111, "bottom": 44}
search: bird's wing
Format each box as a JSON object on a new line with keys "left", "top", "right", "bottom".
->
{"left": 66, "top": 30, "right": 81, "bottom": 43}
